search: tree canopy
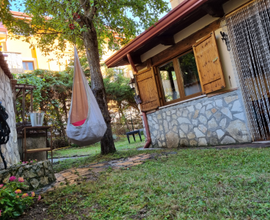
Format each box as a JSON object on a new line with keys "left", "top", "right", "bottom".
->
{"left": 0, "top": 0, "right": 169, "bottom": 55}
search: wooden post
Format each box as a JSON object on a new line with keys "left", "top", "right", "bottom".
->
{"left": 30, "top": 89, "right": 33, "bottom": 112}
{"left": 10, "top": 79, "right": 17, "bottom": 115}
{"left": 22, "top": 89, "right": 25, "bottom": 124}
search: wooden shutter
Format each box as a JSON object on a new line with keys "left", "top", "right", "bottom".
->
{"left": 135, "top": 67, "right": 160, "bottom": 112}
{"left": 193, "top": 32, "right": 226, "bottom": 94}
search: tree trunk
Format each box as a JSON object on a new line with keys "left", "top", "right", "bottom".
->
{"left": 82, "top": 21, "right": 116, "bottom": 154}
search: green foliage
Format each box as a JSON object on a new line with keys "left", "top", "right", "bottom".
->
{"left": 0, "top": 0, "right": 170, "bottom": 56}
{"left": 0, "top": 177, "right": 35, "bottom": 219}
{"left": 14, "top": 69, "right": 73, "bottom": 138}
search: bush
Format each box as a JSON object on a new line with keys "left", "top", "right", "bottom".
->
{"left": 0, "top": 176, "right": 38, "bottom": 219}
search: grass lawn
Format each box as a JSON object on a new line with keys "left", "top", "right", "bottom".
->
{"left": 42, "top": 147, "right": 270, "bottom": 219}
{"left": 51, "top": 135, "right": 145, "bottom": 158}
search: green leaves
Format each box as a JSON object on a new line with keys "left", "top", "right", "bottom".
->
{"left": 1, "top": 0, "right": 169, "bottom": 55}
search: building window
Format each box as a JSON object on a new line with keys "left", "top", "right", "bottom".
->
{"left": 178, "top": 51, "right": 202, "bottom": 96}
{"left": 159, "top": 61, "right": 180, "bottom": 102}
{"left": 158, "top": 50, "right": 202, "bottom": 104}
{"left": 22, "top": 61, "right": 34, "bottom": 71}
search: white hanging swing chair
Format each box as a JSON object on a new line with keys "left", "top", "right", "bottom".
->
{"left": 66, "top": 47, "right": 107, "bottom": 146}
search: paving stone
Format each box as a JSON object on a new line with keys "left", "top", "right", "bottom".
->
{"left": 182, "top": 109, "right": 189, "bottom": 117}
{"left": 214, "top": 112, "right": 222, "bottom": 122}
{"left": 192, "top": 119, "right": 198, "bottom": 126}
{"left": 179, "top": 129, "right": 186, "bottom": 138}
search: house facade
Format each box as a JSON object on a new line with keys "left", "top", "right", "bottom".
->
{"left": 106, "top": 0, "right": 270, "bottom": 147}
{"left": 0, "top": 52, "right": 20, "bottom": 168}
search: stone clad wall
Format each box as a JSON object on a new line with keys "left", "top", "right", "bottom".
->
{"left": 0, "top": 68, "right": 20, "bottom": 168}
{"left": 147, "top": 90, "right": 252, "bottom": 148}
{"left": 0, "top": 160, "right": 56, "bottom": 190}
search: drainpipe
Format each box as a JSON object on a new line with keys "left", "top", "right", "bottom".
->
{"left": 142, "top": 112, "right": 151, "bottom": 148}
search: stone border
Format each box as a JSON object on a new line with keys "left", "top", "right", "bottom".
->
{"left": 0, "top": 160, "right": 56, "bottom": 190}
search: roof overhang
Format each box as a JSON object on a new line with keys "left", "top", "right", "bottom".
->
{"left": 105, "top": 0, "right": 227, "bottom": 68}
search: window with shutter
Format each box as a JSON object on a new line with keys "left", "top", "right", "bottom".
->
{"left": 193, "top": 32, "right": 226, "bottom": 94}
{"left": 135, "top": 68, "right": 160, "bottom": 112}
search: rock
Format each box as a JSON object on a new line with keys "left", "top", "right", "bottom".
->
{"left": 220, "top": 118, "right": 227, "bottom": 129}
{"left": 198, "top": 138, "right": 207, "bottom": 146}
{"left": 157, "top": 114, "right": 162, "bottom": 120}
{"left": 206, "top": 110, "right": 212, "bottom": 119}
{"left": 208, "top": 118, "right": 218, "bottom": 129}
{"left": 40, "top": 177, "right": 49, "bottom": 186}
{"left": 193, "top": 110, "right": 200, "bottom": 119}
{"left": 226, "top": 120, "right": 250, "bottom": 142}
{"left": 187, "top": 106, "right": 195, "bottom": 112}
{"left": 199, "top": 115, "right": 207, "bottom": 125}
{"left": 190, "top": 140, "right": 198, "bottom": 146}
{"left": 192, "top": 119, "right": 198, "bottom": 126}
{"left": 180, "top": 124, "right": 189, "bottom": 133}
{"left": 182, "top": 109, "right": 189, "bottom": 117}
{"left": 179, "top": 129, "right": 186, "bottom": 138}
{"left": 231, "top": 100, "right": 243, "bottom": 112}
{"left": 216, "top": 129, "right": 225, "bottom": 139}
{"left": 198, "top": 124, "right": 207, "bottom": 134}
{"left": 233, "top": 113, "right": 245, "bottom": 121}
{"left": 221, "top": 136, "right": 236, "bottom": 144}
{"left": 211, "top": 108, "right": 217, "bottom": 114}
{"left": 200, "top": 106, "right": 206, "bottom": 115}
{"left": 30, "top": 178, "right": 39, "bottom": 189}
{"left": 224, "top": 95, "right": 238, "bottom": 104}
{"left": 195, "top": 103, "right": 202, "bottom": 109}
{"left": 215, "top": 99, "right": 223, "bottom": 108}
{"left": 180, "top": 139, "right": 189, "bottom": 147}
{"left": 166, "top": 111, "right": 171, "bottom": 116}
{"left": 206, "top": 104, "right": 213, "bottom": 110}
{"left": 209, "top": 137, "right": 219, "bottom": 145}
{"left": 221, "top": 108, "right": 233, "bottom": 120}
{"left": 177, "top": 117, "right": 191, "bottom": 124}
{"left": 166, "top": 131, "right": 179, "bottom": 148}
{"left": 214, "top": 112, "right": 222, "bottom": 122}
{"left": 187, "top": 132, "right": 196, "bottom": 139}
{"left": 172, "top": 114, "right": 177, "bottom": 119}
{"left": 194, "top": 128, "right": 205, "bottom": 138}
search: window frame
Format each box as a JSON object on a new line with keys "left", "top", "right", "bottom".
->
{"left": 22, "top": 61, "right": 34, "bottom": 71}
{"left": 155, "top": 49, "right": 203, "bottom": 106}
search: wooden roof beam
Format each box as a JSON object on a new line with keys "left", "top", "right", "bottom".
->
{"left": 203, "top": 3, "right": 224, "bottom": 17}
{"left": 157, "top": 35, "right": 175, "bottom": 46}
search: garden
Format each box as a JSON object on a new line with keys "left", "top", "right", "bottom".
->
{"left": 4, "top": 146, "right": 270, "bottom": 219}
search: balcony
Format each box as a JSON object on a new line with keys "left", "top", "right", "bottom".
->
{"left": 3, "top": 52, "right": 24, "bottom": 74}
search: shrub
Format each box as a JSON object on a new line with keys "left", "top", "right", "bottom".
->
{"left": 0, "top": 176, "right": 36, "bottom": 219}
